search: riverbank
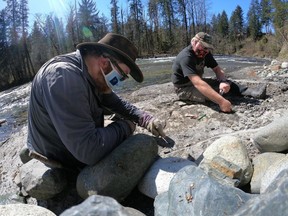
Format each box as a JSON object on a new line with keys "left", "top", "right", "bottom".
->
{"left": 0, "top": 58, "right": 287, "bottom": 215}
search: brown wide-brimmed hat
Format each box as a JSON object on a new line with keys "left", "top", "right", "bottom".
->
{"left": 76, "top": 33, "right": 143, "bottom": 82}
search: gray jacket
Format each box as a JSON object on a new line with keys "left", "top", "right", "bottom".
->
{"left": 27, "top": 50, "right": 152, "bottom": 168}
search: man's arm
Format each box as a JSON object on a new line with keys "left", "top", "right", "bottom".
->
{"left": 189, "top": 74, "right": 232, "bottom": 112}
{"left": 212, "top": 65, "right": 231, "bottom": 94}
{"left": 213, "top": 65, "right": 226, "bottom": 81}
{"left": 101, "top": 92, "right": 166, "bottom": 137}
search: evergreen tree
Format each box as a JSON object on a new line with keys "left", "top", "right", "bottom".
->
{"left": 41, "top": 15, "right": 64, "bottom": 56}
{"left": 247, "top": 0, "right": 262, "bottom": 41}
{"left": 193, "top": 0, "right": 209, "bottom": 32}
{"left": 260, "top": 0, "right": 273, "bottom": 33}
{"left": 210, "top": 14, "right": 219, "bottom": 36}
{"left": 19, "top": 0, "right": 34, "bottom": 78}
{"left": 177, "top": 0, "right": 189, "bottom": 46}
{"left": 110, "top": 0, "right": 120, "bottom": 33}
{"left": 186, "top": 0, "right": 196, "bottom": 35}
{"left": 229, "top": 5, "right": 244, "bottom": 41}
{"left": 218, "top": 11, "right": 229, "bottom": 38}
{"left": 148, "top": 0, "right": 161, "bottom": 53}
{"left": 77, "top": 0, "right": 101, "bottom": 42}
{"left": 159, "top": 0, "right": 176, "bottom": 51}
{"left": 0, "top": 0, "right": 287, "bottom": 91}
{"left": 28, "top": 21, "right": 48, "bottom": 72}
{"left": 271, "top": 0, "right": 288, "bottom": 29}
{"left": 4, "top": 0, "right": 24, "bottom": 84}
{"left": 4, "top": 0, "right": 20, "bottom": 44}
{"left": 127, "top": 0, "right": 144, "bottom": 53}
{"left": 66, "top": 4, "right": 79, "bottom": 51}
{"left": 0, "top": 9, "right": 10, "bottom": 88}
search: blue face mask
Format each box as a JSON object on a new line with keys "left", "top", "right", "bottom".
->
{"left": 105, "top": 70, "right": 123, "bottom": 88}
{"left": 102, "top": 60, "right": 125, "bottom": 89}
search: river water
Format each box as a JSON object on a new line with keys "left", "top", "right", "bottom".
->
{"left": 0, "top": 55, "right": 270, "bottom": 143}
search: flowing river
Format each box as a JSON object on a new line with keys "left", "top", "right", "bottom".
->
{"left": 0, "top": 55, "right": 270, "bottom": 144}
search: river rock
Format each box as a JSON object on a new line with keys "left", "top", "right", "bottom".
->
{"left": 19, "top": 147, "right": 32, "bottom": 164}
{"left": 0, "top": 203, "right": 56, "bottom": 216}
{"left": 76, "top": 134, "right": 158, "bottom": 201}
{"left": 199, "top": 135, "right": 253, "bottom": 187}
{"left": 260, "top": 154, "right": 288, "bottom": 193}
{"left": 234, "top": 169, "right": 288, "bottom": 216}
{"left": 252, "top": 116, "right": 288, "bottom": 152}
{"left": 154, "top": 165, "right": 252, "bottom": 216}
{"left": 281, "top": 62, "right": 288, "bottom": 69}
{"left": 60, "top": 194, "right": 145, "bottom": 216}
{"left": 19, "top": 159, "right": 68, "bottom": 200}
{"left": 138, "top": 157, "right": 196, "bottom": 198}
{"left": 250, "top": 152, "right": 286, "bottom": 193}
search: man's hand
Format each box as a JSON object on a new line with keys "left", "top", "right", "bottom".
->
{"left": 219, "top": 82, "right": 231, "bottom": 94}
{"left": 146, "top": 118, "right": 166, "bottom": 137}
{"left": 219, "top": 98, "right": 232, "bottom": 113}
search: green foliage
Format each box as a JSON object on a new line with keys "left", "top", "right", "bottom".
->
{"left": 28, "top": 21, "right": 48, "bottom": 71}
{"left": 219, "top": 11, "right": 229, "bottom": 37}
{"left": 260, "top": 0, "right": 273, "bottom": 33}
{"left": 0, "top": 0, "right": 287, "bottom": 91}
{"left": 229, "top": 6, "right": 244, "bottom": 41}
{"left": 247, "top": 0, "right": 262, "bottom": 41}
{"left": 271, "top": 0, "right": 288, "bottom": 29}
{"left": 78, "top": 0, "right": 103, "bottom": 41}
{"left": 110, "top": 0, "right": 120, "bottom": 33}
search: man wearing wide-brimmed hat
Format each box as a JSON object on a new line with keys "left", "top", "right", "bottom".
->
{"left": 172, "top": 32, "right": 267, "bottom": 113}
{"left": 27, "top": 33, "right": 166, "bottom": 170}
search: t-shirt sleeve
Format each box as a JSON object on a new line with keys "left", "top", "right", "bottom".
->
{"left": 205, "top": 53, "right": 218, "bottom": 68}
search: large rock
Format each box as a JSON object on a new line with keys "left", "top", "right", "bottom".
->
{"left": 252, "top": 116, "right": 288, "bottom": 152}
{"left": 154, "top": 165, "right": 252, "bottom": 216}
{"left": 0, "top": 204, "right": 56, "bottom": 216}
{"left": 60, "top": 195, "right": 145, "bottom": 216}
{"left": 76, "top": 134, "right": 158, "bottom": 201}
{"left": 260, "top": 155, "right": 288, "bottom": 193}
{"left": 234, "top": 170, "right": 288, "bottom": 216}
{"left": 20, "top": 160, "right": 67, "bottom": 200}
{"left": 250, "top": 152, "right": 286, "bottom": 193}
{"left": 138, "top": 157, "right": 196, "bottom": 198}
{"left": 199, "top": 136, "right": 253, "bottom": 186}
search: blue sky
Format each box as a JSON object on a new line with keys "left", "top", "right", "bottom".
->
{"left": 0, "top": 0, "right": 251, "bottom": 29}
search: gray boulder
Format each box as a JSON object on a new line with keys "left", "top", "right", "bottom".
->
{"left": 0, "top": 204, "right": 56, "bottom": 216}
{"left": 233, "top": 169, "right": 288, "bottom": 216}
{"left": 199, "top": 135, "right": 253, "bottom": 186}
{"left": 260, "top": 154, "right": 288, "bottom": 193}
{"left": 250, "top": 152, "right": 285, "bottom": 193}
{"left": 20, "top": 159, "right": 67, "bottom": 200}
{"left": 77, "top": 134, "right": 158, "bottom": 201}
{"left": 154, "top": 165, "right": 252, "bottom": 216}
{"left": 138, "top": 157, "right": 196, "bottom": 199}
{"left": 252, "top": 116, "right": 288, "bottom": 152}
{"left": 60, "top": 195, "right": 145, "bottom": 216}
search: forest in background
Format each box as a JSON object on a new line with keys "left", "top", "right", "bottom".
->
{"left": 0, "top": 0, "right": 287, "bottom": 91}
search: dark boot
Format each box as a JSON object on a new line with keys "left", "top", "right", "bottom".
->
{"left": 241, "top": 84, "right": 267, "bottom": 99}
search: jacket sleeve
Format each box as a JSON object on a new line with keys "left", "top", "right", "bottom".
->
{"left": 101, "top": 91, "right": 154, "bottom": 127}
{"left": 41, "top": 64, "right": 133, "bottom": 165}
